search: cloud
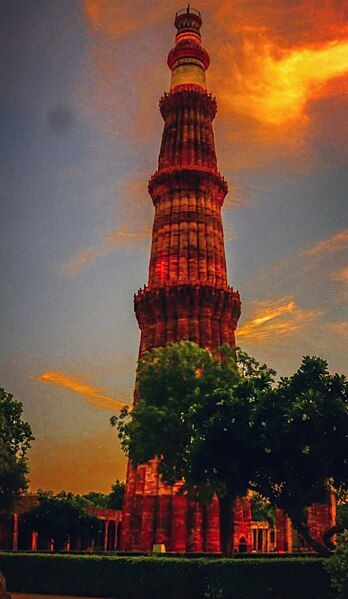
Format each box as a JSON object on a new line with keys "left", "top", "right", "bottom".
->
{"left": 82, "top": 0, "right": 161, "bottom": 38}
{"left": 253, "top": 229, "right": 348, "bottom": 290}
{"left": 300, "top": 228, "right": 348, "bottom": 257}
{"left": 60, "top": 170, "right": 152, "bottom": 276}
{"left": 31, "top": 370, "right": 131, "bottom": 411}
{"left": 240, "top": 228, "right": 347, "bottom": 371}
{"left": 214, "top": 39, "right": 348, "bottom": 126}
{"left": 79, "top": 0, "right": 348, "bottom": 175}
{"left": 333, "top": 266, "right": 348, "bottom": 283}
{"left": 237, "top": 296, "right": 322, "bottom": 343}
{"left": 330, "top": 321, "right": 348, "bottom": 335}
{"left": 60, "top": 226, "right": 150, "bottom": 276}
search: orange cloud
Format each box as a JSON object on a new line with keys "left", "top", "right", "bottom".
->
{"left": 333, "top": 266, "right": 348, "bottom": 283}
{"left": 82, "top": 0, "right": 348, "bottom": 131}
{"left": 31, "top": 371, "right": 130, "bottom": 411}
{"left": 60, "top": 171, "right": 152, "bottom": 276}
{"left": 61, "top": 226, "right": 150, "bottom": 276}
{"left": 237, "top": 296, "right": 321, "bottom": 343}
{"left": 215, "top": 39, "right": 348, "bottom": 126}
{"left": 300, "top": 228, "right": 348, "bottom": 257}
{"left": 82, "top": 0, "right": 161, "bottom": 38}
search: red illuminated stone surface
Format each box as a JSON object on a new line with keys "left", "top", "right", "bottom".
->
{"left": 121, "top": 7, "right": 334, "bottom": 553}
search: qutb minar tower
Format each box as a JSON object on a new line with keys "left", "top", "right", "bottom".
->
{"left": 122, "top": 6, "right": 242, "bottom": 552}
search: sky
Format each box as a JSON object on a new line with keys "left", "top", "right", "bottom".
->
{"left": 1, "top": 0, "right": 347, "bottom": 493}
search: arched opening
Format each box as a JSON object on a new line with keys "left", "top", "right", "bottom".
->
{"left": 238, "top": 536, "right": 248, "bottom": 553}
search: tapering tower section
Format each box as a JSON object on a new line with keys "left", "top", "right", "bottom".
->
{"left": 121, "top": 7, "right": 241, "bottom": 552}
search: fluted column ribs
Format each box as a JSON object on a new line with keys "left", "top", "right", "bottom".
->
{"left": 124, "top": 85, "right": 241, "bottom": 554}
{"left": 158, "top": 90, "right": 217, "bottom": 170}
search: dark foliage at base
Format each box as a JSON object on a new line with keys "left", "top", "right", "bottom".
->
{"left": 0, "top": 553, "right": 335, "bottom": 599}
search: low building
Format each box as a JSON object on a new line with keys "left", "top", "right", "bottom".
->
{"left": 0, "top": 493, "right": 335, "bottom": 554}
{"left": 0, "top": 494, "right": 122, "bottom": 552}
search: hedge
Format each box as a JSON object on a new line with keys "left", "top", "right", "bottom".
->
{"left": 0, "top": 553, "right": 335, "bottom": 599}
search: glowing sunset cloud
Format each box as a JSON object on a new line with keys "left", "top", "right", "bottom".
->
{"left": 217, "top": 38, "right": 348, "bottom": 125}
{"left": 237, "top": 297, "right": 321, "bottom": 342}
{"left": 333, "top": 266, "right": 348, "bottom": 283}
{"left": 82, "top": 1, "right": 348, "bottom": 128}
{"left": 300, "top": 228, "right": 348, "bottom": 257}
{"left": 31, "top": 371, "right": 130, "bottom": 411}
{"left": 61, "top": 226, "right": 150, "bottom": 276}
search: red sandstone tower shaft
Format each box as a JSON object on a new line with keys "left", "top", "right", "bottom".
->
{"left": 121, "top": 7, "right": 241, "bottom": 552}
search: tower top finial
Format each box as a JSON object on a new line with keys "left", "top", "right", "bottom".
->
{"left": 169, "top": 7, "right": 209, "bottom": 91}
{"left": 174, "top": 6, "right": 202, "bottom": 31}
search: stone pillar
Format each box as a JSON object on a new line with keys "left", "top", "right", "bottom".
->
{"left": 154, "top": 487, "right": 172, "bottom": 548}
{"left": 171, "top": 491, "right": 188, "bottom": 552}
{"left": 113, "top": 523, "right": 117, "bottom": 550}
{"left": 12, "top": 514, "right": 19, "bottom": 551}
{"left": 276, "top": 509, "right": 292, "bottom": 552}
{"left": 204, "top": 496, "right": 220, "bottom": 552}
{"left": 140, "top": 458, "right": 159, "bottom": 551}
{"left": 187, "top": 503, "right": 204, "bottom": 552}
{"left": 103, "top": 520, "right": 110, "bottom": 551}
{"left": 31, "top": 531, "right": 38, "bottom": 551}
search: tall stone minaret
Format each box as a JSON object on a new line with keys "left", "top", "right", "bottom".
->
{"left": 121, "top": 6, "right": 241, "bottom": 552}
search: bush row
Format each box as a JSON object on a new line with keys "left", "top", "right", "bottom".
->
{"left": 0, "top": 552, "right": 334, "bottom": 599}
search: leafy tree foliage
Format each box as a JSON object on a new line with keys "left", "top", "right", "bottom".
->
{"left": 21, "top": 492, "right": 102, "bottom": 550}
{"left": 82, "top": 479, "right": 125, "bottom": 510}
{"left": 113, "top": 343, "right": 347, "bottom": 555}
{"left": 108, "top": 479, "right": 125, "bottom": 509}
{"left": 113, "top": 341, "right": 274, "bottom": 553}
{"left": 252, "top": 356, "right": 348, "bottom": 555}
{"left": 0, "top": 388, "right": 34, "bottom": 510}
{"left": 325, "top": 531, "right": 348, "bottom": 598}
{"left": 250, "top": 492, "right": 275, "bottom": 526}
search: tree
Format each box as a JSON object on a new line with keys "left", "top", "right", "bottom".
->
{"left": 108, "top": 479, "right": 125, "bottom": 509}
{"left": 0, "top": 388, "right": 34, "bottom": 596}
{"left": 325, "top": 531, "right": 348, "bottom": 598}
{"left": 82, "top": 491, "right": 109, "bottom": 509}
{"left": 114, "top": 344, "right": 347, "bottom": 555}
{"left": 113, "top": 341, "right": 274, "bottom": 554}
{"left": 82, "top": 479, "right": 125, "bottom": 510}
{"left": 0, "top": 388, "right": 34, "bottom": 510}
{"left": 250, "top": 492, "right": 275, "bottom": 526}
{"left": 21, "top": 492, "right": 102, "bottom": 550}
{"left": 252, "top": 356, "right": 348, "bottom": 556}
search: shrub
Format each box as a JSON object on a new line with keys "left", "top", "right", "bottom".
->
{"left": 325, "top": 531, "right": 348, "bottom": 598}
{"left": 0, "top": 553, "right": 334, "bottom": 599}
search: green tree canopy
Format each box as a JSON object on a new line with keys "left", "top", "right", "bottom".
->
{"left": 82, "top": 479, "right": 125, "bottom": 510}
{"left": 113, "top": 343, "right": 347, "bottom": 555}
{"left": 252, "top": 356, "right": 348, "bottom": 555}
{"left": 21, "top": 491, "right": 102, "bottom": 550}
{"left": 113, "top": 341, "right": 274, "bottom": 553}
{"left": 250, "top": 492, "right": 275, "bottom": 526}
{"left": 108, "top": 479, "right": 125, "bottom": 509}
{"left": 0, "top": 388, "right": 34, "bottom": 510}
